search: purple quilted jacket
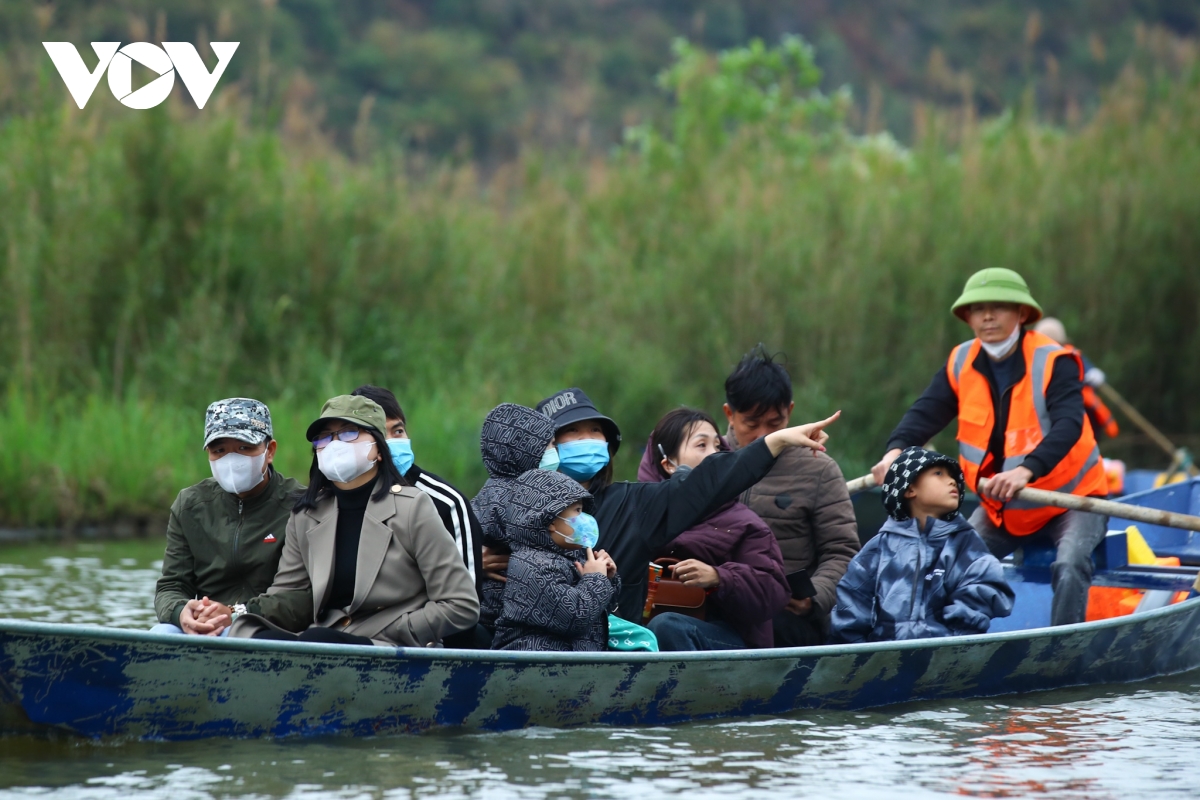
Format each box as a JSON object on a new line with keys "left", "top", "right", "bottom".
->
{"left": 638, "top": 443, "right": 790, "bottom": 648}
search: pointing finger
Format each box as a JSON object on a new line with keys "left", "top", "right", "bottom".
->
{"left": 811, "top": 410, "right": 841, "bottom": 431}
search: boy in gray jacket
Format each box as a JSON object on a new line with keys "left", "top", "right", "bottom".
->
{"left": 830, "top": 447, "right": 1013, "bottom": 643}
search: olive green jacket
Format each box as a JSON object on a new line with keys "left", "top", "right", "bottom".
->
{"left": 154, "top": 470, "right": 304, "bottom": 628}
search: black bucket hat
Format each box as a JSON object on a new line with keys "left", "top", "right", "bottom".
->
{"left": 882, "top": 446, "right": 966, "bottom": 522}
{"left": 537, "top": 387, "right": 622, "bottom": 455}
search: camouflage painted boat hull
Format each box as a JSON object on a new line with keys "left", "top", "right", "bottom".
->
{"left": 2, "top": 596, "right": 1199, "bottom": 740}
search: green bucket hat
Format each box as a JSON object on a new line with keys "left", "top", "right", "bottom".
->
{"left": 305, "top": 395, "right": 388, "bottom": 442}
{"left": 950, "top": 268, "right": 1043, "bottom": 323}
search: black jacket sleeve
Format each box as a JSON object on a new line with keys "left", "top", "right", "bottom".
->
{"left": 885, "top": 366, "right": 959, "bottom": 453}
{"left": 640, "top": 437, "right": 778, "bottom": 553}
{"left": 1021, "top": 357, "right": 1086, "bottom": 480}
{"left": 463, "top": 500, "right": 485, "bottom": 595}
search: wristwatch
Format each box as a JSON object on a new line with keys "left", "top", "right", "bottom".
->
{"left": 231, "top": 603, "right": 247, "bottom": 621}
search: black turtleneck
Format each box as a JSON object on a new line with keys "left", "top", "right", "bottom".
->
{"left": 325, "top": 476, "right": 376, "bottom": 613}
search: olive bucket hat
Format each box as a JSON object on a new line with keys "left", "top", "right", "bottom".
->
{"left": 950, "top": 268, "right": 1043, "bottom": 324}
{"left": 305, "top": 395, "right": 388, "bottom": 442}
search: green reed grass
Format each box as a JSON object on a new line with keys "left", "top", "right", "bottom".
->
{"left": 1, "top": 68, "right": 1199, "bottom": 526}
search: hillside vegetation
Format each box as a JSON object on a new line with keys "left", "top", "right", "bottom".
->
{"left": 2, "top": 1, "right": 1197, "bottom": 159}
{"left": 1, "top": 31, "right": 1198, "bottom": 526}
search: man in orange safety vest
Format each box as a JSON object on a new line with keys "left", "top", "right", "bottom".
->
{"left": 871, "top": 269, "right": 1109, "bottom": 626}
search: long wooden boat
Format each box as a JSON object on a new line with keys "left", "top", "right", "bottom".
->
{"left": 2, "top": 479, "right": 1198, "bottom": 741}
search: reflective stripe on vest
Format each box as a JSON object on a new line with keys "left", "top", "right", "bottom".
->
{"left": 946, "top": 330, "right": 1109, "bottom": 536}
{"left": 950, "top": 339, "right": 973, "bottom": 386}
{"left": 957, "top": 439, "right": 986, "bottom": 466}
{"left": 1029, "top": 342, "right": 1059, "bottom": 437}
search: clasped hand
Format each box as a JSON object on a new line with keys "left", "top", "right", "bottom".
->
{"left": 179, "top": 596, "right": 232, "bottom": 636}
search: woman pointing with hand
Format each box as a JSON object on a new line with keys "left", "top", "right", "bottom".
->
{"left": 536, "top": 387, "right": 838, "bottom": 623}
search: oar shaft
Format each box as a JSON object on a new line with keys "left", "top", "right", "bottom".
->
{"left": 977, "top": 479, "right": 1200, "bottom": 532}
{"left": 846, "top": 474, "right": 877, "bottom": 496}
{"left": 1097, "top": 382, "right": 1177, "bottom": 457}
{"left": 1098, "top": 384, "right": 1198, "bottom": 477}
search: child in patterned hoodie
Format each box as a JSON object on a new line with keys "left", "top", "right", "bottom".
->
{"left": 492, "top": 470, "right": 621, "bottom": 651}
{"left": 830, "top": 447, "right": 1014, "bottom": 643}
{"left": 472, "top": 403, "right": 558, "bottom": 633}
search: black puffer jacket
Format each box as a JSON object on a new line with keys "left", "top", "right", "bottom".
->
{"left": 593, "top": 438, "right": 778, "bottom": 622}
{"left": 471, "top": 403, "right": 557, "bottom": 630}
{"left": 492, "top": 470, "right": 619, "bottom": 652}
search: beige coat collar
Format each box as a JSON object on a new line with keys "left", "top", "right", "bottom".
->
{"left": 303, "top": 482, "right": 400, "bottom": 614}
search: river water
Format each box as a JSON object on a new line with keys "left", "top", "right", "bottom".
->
{"left": 1, "top": 541, "right": 1198, "bottom": 799}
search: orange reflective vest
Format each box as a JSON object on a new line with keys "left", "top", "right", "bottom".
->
{"left": 1060, "top": 345, "right": 1120, "bottom": 438}
{"left": 1082, "top": 385, "right": 1119, "bottom": 438}
{"left": 946, "top": 330, "right": 1108, "bottom": 536}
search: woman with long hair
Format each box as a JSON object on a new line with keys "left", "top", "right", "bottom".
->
{"left": 228, "top": 395, "right": 479, "bottom": 646}
{"left": 638, "top": 407, "right": 790, "bottom": 650}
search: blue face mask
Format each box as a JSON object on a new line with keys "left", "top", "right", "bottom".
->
{"left": 556, "top": 439, "right": 610, "bottom": 481}
{"left": 556, "top": 511, "right": 600, "bottom": 549}
{"left": 538, "top": 447, "right": 560, "bottom": 472}
{"left": 386, "top": 438, "right": 414, "bottom": 476}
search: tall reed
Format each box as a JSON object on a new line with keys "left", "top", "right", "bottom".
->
{"left": 1, "top": 68, "right": 1198, "bottom": 526}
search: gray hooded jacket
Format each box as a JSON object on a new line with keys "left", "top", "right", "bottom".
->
{"left": 471, "top": 403, "right": 557, "bottom": 630}
{"left": 492, "top": 470, "right": 620, "bottom": 652}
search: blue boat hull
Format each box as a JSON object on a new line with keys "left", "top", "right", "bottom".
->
{"left": 3, "top": 596, "right": 1200, "bottom": 740}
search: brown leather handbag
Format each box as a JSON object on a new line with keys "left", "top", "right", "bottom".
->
{"left": 644, "top": 557, "right": 707, "bottom": 621}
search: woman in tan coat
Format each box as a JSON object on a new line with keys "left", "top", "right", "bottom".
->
{"left": 228, "top": 395, "right": 479, "bottom": 646}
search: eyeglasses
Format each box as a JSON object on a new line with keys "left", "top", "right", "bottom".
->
{"left": 311, "top": 428, "right": 368, "bottom": 451}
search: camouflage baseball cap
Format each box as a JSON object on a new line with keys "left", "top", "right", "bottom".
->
{"left": 203, "top": 398, "right": 273, "bottom": 449}
{"left": 305, "top": 395, "right": 387, "bottom": 442}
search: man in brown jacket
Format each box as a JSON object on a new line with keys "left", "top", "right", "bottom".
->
{"left": 723, "top": 346, "right": 860, "bottom": 646}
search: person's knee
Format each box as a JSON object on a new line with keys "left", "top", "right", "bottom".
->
{"left": 648, "top": 613, "right": 697, "bottom": 646}
{"left": 1052, "top": 556, "right": 1094, "bottom": 580}
{"left": 1055, "top": 534, "right": 1101, "bottom": 571}
{"left": 149, "top": 623, "right": 185, "bottom": 635}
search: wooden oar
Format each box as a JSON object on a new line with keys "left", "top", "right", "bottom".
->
{"left": 1097, "top": 382, "right": 1199, "bottom": 477}
{"left": 977, "top": 478, "right": 1200, "bottom": 532}
{"left": 846, "top": 474, "right": 877, "bottom": 496}
{"left": 847, "top": 472, "right": 1200, "bottom": 531}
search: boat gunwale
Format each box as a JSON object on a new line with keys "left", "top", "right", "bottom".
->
{"left": 2, "top": 595, "right": 1198, "bottom": 665}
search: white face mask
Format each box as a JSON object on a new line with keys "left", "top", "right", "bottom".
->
{"left": 317, "top": 439, "right": 378, "bottom": 483}
{"left": 210, "top": 451, "right": 268, "bottom": 495}
{"left": 981, "top": 324, "right": 1022, "bottom": 360}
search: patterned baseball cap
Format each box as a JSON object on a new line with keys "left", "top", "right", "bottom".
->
{"left": 203, "top": 398, "right": 273, "bottom": 449}
{"left": 881, "top": 446, "right": 965, "bottom": 522}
